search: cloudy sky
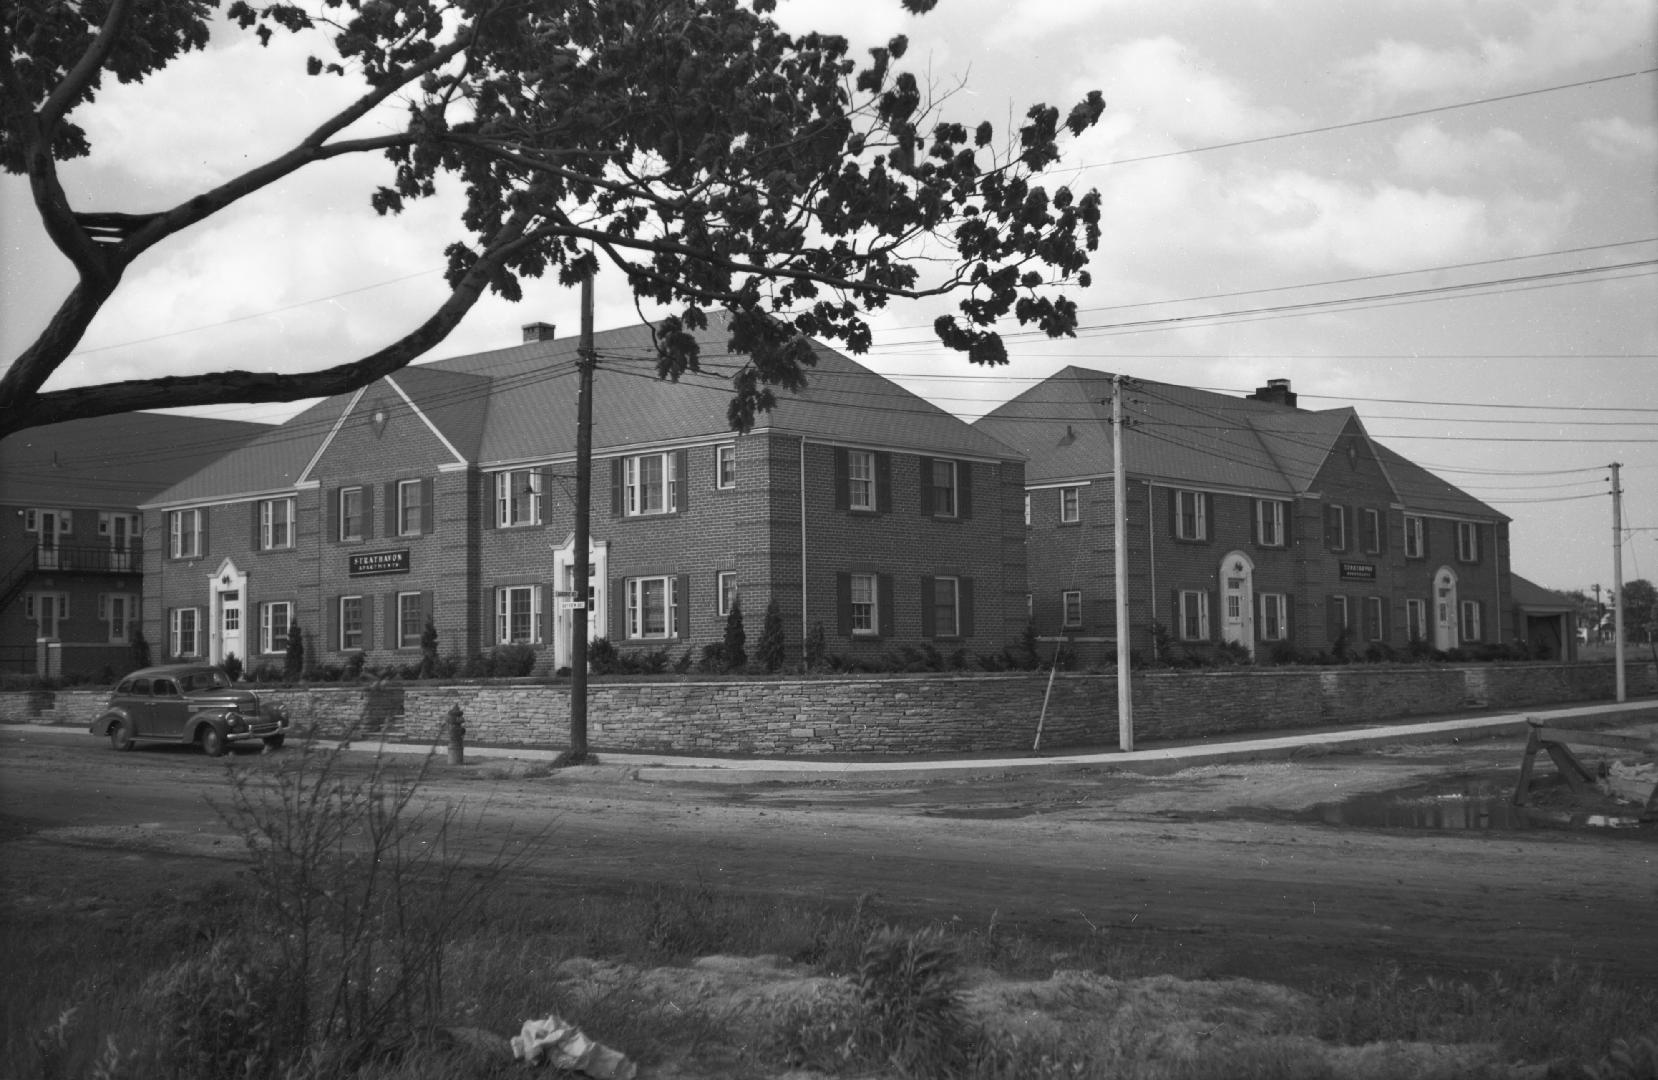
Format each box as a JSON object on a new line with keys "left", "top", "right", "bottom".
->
{"left": 2, "top": 0, "right": 1655, "bottom": 595}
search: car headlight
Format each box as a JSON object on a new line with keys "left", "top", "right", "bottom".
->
{"left": 224, "top": 710, "right": 246, "bottom": 731}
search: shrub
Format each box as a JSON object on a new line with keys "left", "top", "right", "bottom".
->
{"left": 724, "top": 597, "right": 747, "bottom": 671}
{"left": 588, "top": 637, "right": 620, "bottom": 674}
{"left": 222, "top": 652, "right": 244, "bottom": 682}
{"left": 673, "top": 648, "right": 693, "bottom": 674}
{"left": 804, "top": 621, "right": 827, "bottom": 672}
{"left": 756, "top": 600, "right": 787, "bottom": 672}
{"left": 485, "top": 643, "right": 536, "bottom": 677}
{"left": 283, "top": 622, "right": 304, "bottom": 680}
{"left": 854, "top": 927, "right": 970, "bottom": 1079}
{"left": 130, "top": 627, "right": 152, "bottom": 670}
{"left": 420, "top": 615, "right": 439, "bottom": 677}
{"left": 345, "top": 651, "right": 366, "bottom": 679}
{"left": 698, "top": 643, "right": 727, "bottom": 673}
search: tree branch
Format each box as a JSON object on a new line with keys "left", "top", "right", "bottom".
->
{"left": 37, "top": 0, "right": 131, "bottom": 131}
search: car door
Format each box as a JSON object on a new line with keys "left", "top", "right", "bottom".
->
{"left": 125, "top": 677, "right": 154, "bottom": 736}
{"left": 149, "top": 677, "right": 190, "bottom": 738}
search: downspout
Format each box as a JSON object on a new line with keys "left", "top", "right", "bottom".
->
{"left": 1146, "top": 481, "right": 1158, "bottom": 661}
{"left": 800, "top": 437, "right": 809, "bottom": 665}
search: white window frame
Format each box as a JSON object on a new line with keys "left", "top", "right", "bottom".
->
{"left": 1327, "top": 504, "right": 1348, "bottom": 552}
{"left": 1175, "top": 490, "right": 1207, "bottom": 541}
{"left": 1023, "top": 493, "right": 1031, "bottom": 527}
{"left": 169, "top": 508, "right": 203, "bottom": 559}
{"left": 850, "top": 572, "right": 878, "bottom": 635}
{"left": 1362, "top": 508, "right": 1382, "bottom": 554}
{"left": 397, "top": 479, "right": 423, "bottom": 537}
{"left": 1403, "top": 515, "right": 1424, "bottom": 559}
{"left": 1256, "top": 500, "right": 1285, "bottom": 547}
{"left": 1062, "top": 589, "right": 1083, "bottom": 628}
{"left": 847, "top": 450, "right": 876, "bottom": 511}
{"left": 260, "top": 497, "right": 295, "bottom": 550}
{"left": 259, "top": 601, "right": 292, "bottom": 655}
{"left": 1460, "top": 600, "right": 1482, "bottom": 643}
{"left": 1178, "top": 590, "right": 1210, "bottom": 641}
{"left": 495, "top": 470, "right": 542, "bottom": 527}
{"left": 1331, "top": 595, "right": 1351, "bottom": 635}
{"left": 397, "top": 592, "right": 425, "bottom": 648}
{"left": 340, "top": 486, "right": 365, "bottom": 541}
{"left": 931, "top": 458, "right": 959, "bottom": 518}
{"left": 1365, "top": 596, "right": 1385, "bottom": 641}
{"left": 1456, "top": 521, "right": 1480, "bottom": 563}
{"left": 715, "top": 444, "right": 736, "bottom": 490}
{"left": 626, "top": 575, "right": 676, "bottom": 640}
{"left": 1261, "top": 593, "right": 1288, "bottom": 641}
{"left": 1059, "top": 487, "right": 1080, "bottom": 524}
{"left": 100, "top": 592, "right": 138, "bottom": 643}
{"left": 23, "top": 508, "right": 37, "bottom": 533}
{"left": 28, "top": 591, "right": 70, "bottom": 638}
{"left": 1406, "top": 598, "right": 1428, "bottom": 642}
{"left": 340, "top": 595, "right": 365, "bottom": 651}
{"left": 717, "top": 571, "right": 738, "bottom": 617}
{"left": 170, "top": 607, "right": 200, "bottom": 657}
{"left": 496, "top": 584, "right": 542, "bottom": 645}
{"left": 933, "top": 576, "right": 960, "bottom": 638}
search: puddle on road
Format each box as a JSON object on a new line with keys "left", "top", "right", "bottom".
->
{"left": 1303, "top": 778, "right": 1653, "bottom": 834}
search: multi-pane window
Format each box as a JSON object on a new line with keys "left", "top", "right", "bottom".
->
{"left": 1364, "top": 596, "right": 1385, "bottom": 641}
{"left": 98, "top": 512, "right": 140, "bottom": 570}
{"left": 1459, "top": 600, "right": 1482, "bottom": 642}
{"left": 496, "top": 585, "right": 541, "bottom": 644}
{"left": 624, "top": 452, "right": 678, "bottom": 516}
{"left": 26, "top": 592, "right": 70, "bottom": 637}
{"left": 1256, "top": 500, "right": 1285, "bottom": 547}
{"left": 1330, "top": 595, "right": 1351, "bottom": 637}
{"left": 1178, "top": 590, "right": 1209, "bottom": 641}
{"left": 718, "top": 571, "right": 738, "bottom": 617}
{"left": 626, "top": 576, "right": 676, "bottom": 639}
{"left": 260, "top": 498, "right": 295, "bottom": 550}
{"left": 495, "top": 470, "right": 542, "bottom": 527}
{"left": 100, "top": 593, "right": 138, "bottom": 643}
{"left": 1325, "top": 504, "right": 1348, "bottom": 552}
{"left": 259, "top": 601, "right": 292, "bottom": 654}
{"left": 169, "top": 508, "right": 203, "bottom": 558}
{"left": 1062, "top": 590, "right": 1083, "bottom": 628}
{"left": 1060, "top": 487, "right": 1081, "bottom": 524}
{"left": 1024, "top": 494, "right": 1031, "bottom": 526}
{"left": 397, "top": 592, "right": 425, "bottom": 648}
{"left": 397, "top": 479, "right": 423, "bottom": 537}
{"left": 932, "top": 576, "right": 960, "bottom": 637}
{"left": 847, "top": 450, "right": 876, "bottom": 511}
{"left": 716, "top": 444, "right": 736, "bottom": 490}
{"left": 1260, "top": 593, "right": 1288, "bottom": 641}
{"left": 1403, "top": 515, "right": 1425, "bottom": 559}
{"left": 930, "top": 459, "right": 959, "bottom": 518}
{"left": 849, "top": 573, "right": 878, "bottom": 634}
{"left": 340, "top": 487, "right": 365, "bottom": 541}
{"left": 1406, "top": 598, "right": 1428, "bottom": 643}
{"left": 1456, "top": 522, "right": 1480, "bottom": 562}
{"left": 1361, "top": 508, "right": 1382, "bottom": 554}
{"left": 1175, "top": 491, "right": 1206, "bottom": 540}
{"left": 170, "top": 607, "right": 200, "bottom": 657}
{"left": 340, "top": 595, "right": 365, "bottom": 651}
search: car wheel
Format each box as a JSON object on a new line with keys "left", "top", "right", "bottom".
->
{"left": 262, "top": 733, "right": 285, "bottom": 751}
{"left": 108, "top": 721, "right": 134, "bottom": 752}
{"left": 199, "top": 726, "right": 227, "bottom": 757}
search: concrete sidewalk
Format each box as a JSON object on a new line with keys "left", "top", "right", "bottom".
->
{"left": 15, "top": 698, "right": 1655, "bottom": 785}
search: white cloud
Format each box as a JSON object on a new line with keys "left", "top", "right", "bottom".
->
{"left": 1343, "top": 0, "right": 1653, "bottom": 101}
{"left": 1392, "top": 121, "right": 1558, "bottom": 180}
{"left": 1082, "top": 37, "right": 1297, "bottom": 145}
{"left": 1579, "top": 116, "right": 1658, "bottom": 160}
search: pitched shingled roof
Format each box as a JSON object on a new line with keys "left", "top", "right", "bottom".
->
{"left": 146, "top": 319, "right": 1019, "bottom": 506}
{"left": 973, "top": 366, "right": 1506, "bottom": 522}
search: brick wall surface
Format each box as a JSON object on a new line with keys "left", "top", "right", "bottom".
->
{"left": 14, "top": 661, "right": 1653, "bottom": 754}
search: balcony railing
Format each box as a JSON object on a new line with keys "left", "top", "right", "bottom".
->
{"left": 27, "top": 544, "right": 144, "bottom": 575}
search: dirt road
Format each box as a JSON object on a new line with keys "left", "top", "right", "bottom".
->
{"left": 3, "top": 723, "right": 1655, "bottom": 988}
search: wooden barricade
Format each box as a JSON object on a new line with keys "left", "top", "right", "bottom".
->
{"left": 1512, "top": 716, "right": 1658, "bottom": 812}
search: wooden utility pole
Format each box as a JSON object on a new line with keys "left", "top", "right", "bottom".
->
{"left": 1611, "top": 461, "right": 1625, "bottom": 703}
{"left": 568, "top": 273, "right": 596, "bottom": 761}
{"left": 1113, "top": 373, "right": 1133, "bottom": 752}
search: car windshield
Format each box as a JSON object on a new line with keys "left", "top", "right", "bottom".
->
{"left": 177, "top": 670, "right": 232, "bottom": 692}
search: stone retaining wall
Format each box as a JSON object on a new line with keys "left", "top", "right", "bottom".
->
{"left": 8, "top": 660, "right": 1654, "bottom": 755}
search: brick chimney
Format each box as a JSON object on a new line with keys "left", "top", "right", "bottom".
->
{"left": 521, "top": 321, "right": 558, "bottom": 343}
{"left": 1248, "top": 378, "right": 1297, "bottom": 407}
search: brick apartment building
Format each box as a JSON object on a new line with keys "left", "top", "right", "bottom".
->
{"left": 141, "top": 321, "right": 1028, "bottom": 674}
{"left": 0, "top": 412, "right": 267, "bottom": 676}
{"left": 975, "top": 372, "right": 1512, "bottom": 663}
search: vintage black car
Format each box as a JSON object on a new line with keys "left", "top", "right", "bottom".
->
{"left": 89, "top": 664, "right": 289, "bottom": 755}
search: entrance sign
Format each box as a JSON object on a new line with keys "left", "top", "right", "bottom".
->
{"left": 349, "top": 549, "right": 411, "bottom": 576}
{"left": 1339, "top": 562, "right": 1376, "bottom": 581}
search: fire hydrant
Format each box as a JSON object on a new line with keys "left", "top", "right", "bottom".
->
{"left": 446, "top": 704, "right": 465, "bottom": 766}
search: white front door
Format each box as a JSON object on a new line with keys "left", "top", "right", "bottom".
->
{"left": 110, "top": 514, "right": 135, "bottom": 572}
{"left": 1220, "top": 552, "right": 1255, "bottom": 658}
{"left": 552, "top": 537, "right": 608, "bottom": 671}
{"left": 220, "top": 589, "right": 243, "bottom": 663}
{"left": 37, "top": 510, "right": 65, "bottom": 570}
{"left": 1434, "top": 567, "right": 1458, "bottom": 651}
{"left": 209, "top": 560, "right": 248, "bottom": 666}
